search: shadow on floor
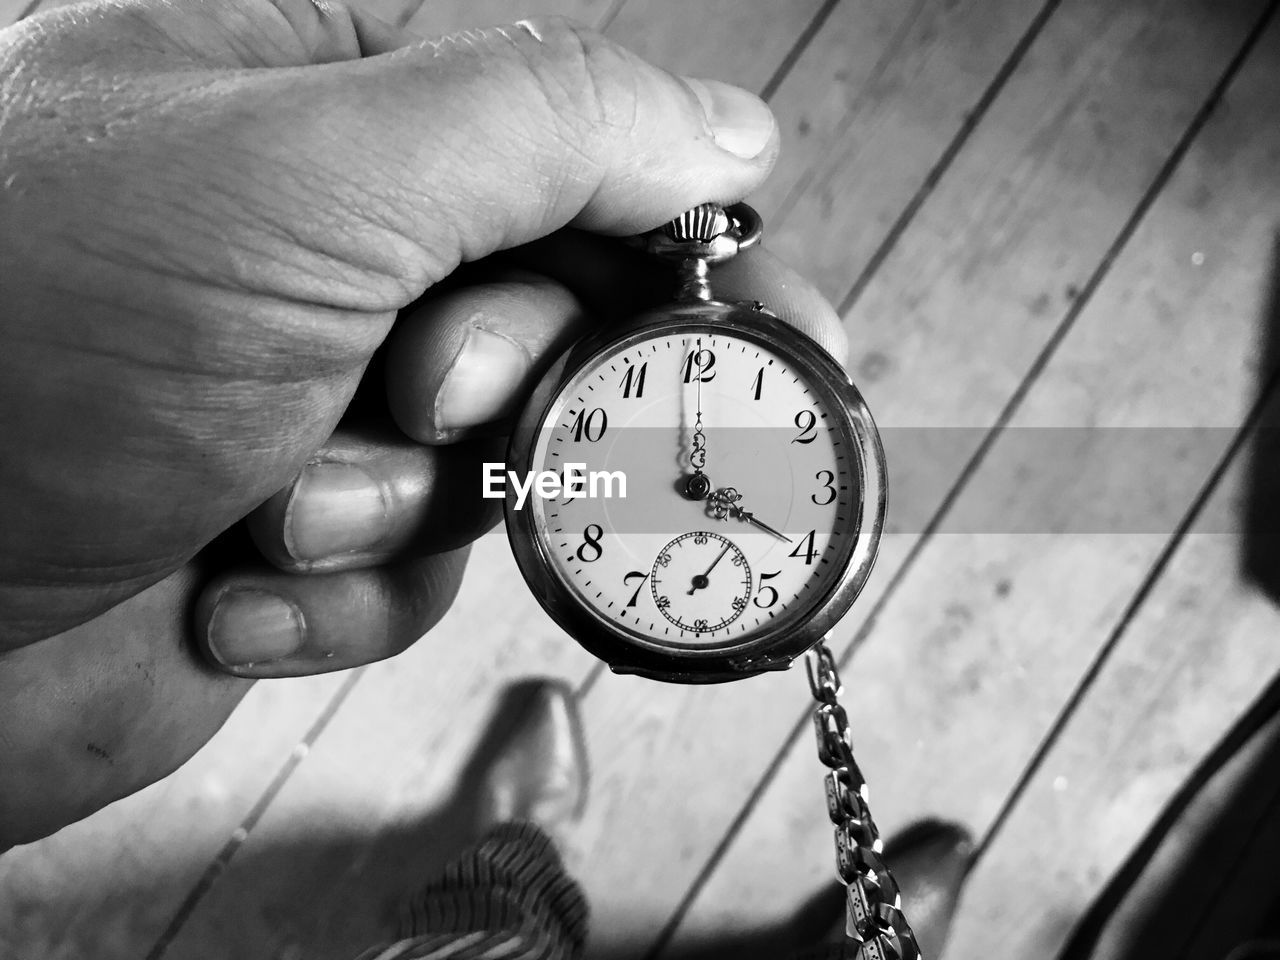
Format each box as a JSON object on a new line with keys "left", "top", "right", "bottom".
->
{"left": 1051, "top": 237, "right": 1280, "bottom": 958}
{"left": 137, "top": 679, "right": 574, "bottom": 960}
{"left": 589, "top": 819, "right": 970, "bottom": 960}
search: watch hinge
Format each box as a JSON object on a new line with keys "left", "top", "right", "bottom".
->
{"left": 727, "top": 654, "right": 792, "bottom": 674}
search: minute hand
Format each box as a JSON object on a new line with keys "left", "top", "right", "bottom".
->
{"left": 709, "top": 488, "right": 793, "bottom": 543}
{"left": 728, "top": 505, "right": 793, "bottom": 543}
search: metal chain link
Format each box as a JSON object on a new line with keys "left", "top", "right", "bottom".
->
{"left": 805, "top": 641, "right": 922, "bottom": 960}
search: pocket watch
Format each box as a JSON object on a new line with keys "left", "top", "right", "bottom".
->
{"left": 504, "top": 203, "right": 886, "bottom": 684}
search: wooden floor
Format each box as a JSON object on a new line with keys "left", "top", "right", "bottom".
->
{"left": 5, "top": 1, "right": 1280, "bottom": 958}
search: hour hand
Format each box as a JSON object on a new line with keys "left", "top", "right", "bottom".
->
{"left": 708, "top": 488, "right": 793, "bottom": 543}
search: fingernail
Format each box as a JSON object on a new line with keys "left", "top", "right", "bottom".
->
{"left": 284, "top": 461, "right": 389, "bottom": 562}
{"left": 683, "top": 77, "right": 776, "bottom": 160}
{"left": 206, "top": 590, "right": 304, "bottom": 667}
{"left": 434, "top": 325, "right": 530, "bottom": 432}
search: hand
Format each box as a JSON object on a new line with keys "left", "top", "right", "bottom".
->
{"left": 709, "top": 487, "right": 793, "bottom": 542}
{"left": 0, "top": 0, "right": 847, "bottom": 848}
{"left": 688, "top": 541, "right": 732, "bottom": 594}
{"left": 683, "top": 336, "right": 714, "bottom": 499}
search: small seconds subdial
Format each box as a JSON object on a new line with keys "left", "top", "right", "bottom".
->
{"left": 650, "top": 531, "right": 752, "bottom": 634}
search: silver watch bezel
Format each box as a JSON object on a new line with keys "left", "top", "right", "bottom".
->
{"left": 505, "top": 300, "right": 886, "bottom": 682}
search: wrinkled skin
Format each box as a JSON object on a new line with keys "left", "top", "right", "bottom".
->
{"left": 0, "top": 0, "right": 846, "bottom": 849}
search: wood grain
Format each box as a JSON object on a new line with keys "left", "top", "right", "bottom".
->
{"left": 941, "top": 17, "right": 1280, "bottom": 955}
{"left": 1048, "top": 700, "right": 1280, "bottom": 960}
{"left": 154, "top": 538, "right": 601, "bottom": 960}
{"left": 658, "top": 0, "right": 1275, "bottom": 954}
{"left": 123, "top": 0, "right": 849, "bottom": 954}
{"left": 601, "top": 0, "right": 827, "bottom": 93}
{"left": 0, "top": 672, "right": 349, "bottom": 960}
{"left": 145, "top": 0, "right": 1105, "bottom": 955}
{"left": 948, "top": 481, "right": 1280, "bottom": 958}
{"left": 418, "top": 0, "right": 831, "bottom": 104}
{"left": 0, "top": 0, "right": 801, "bottom": 955}
{"left": 0, "top": 2, "right": 621, "bottom": 957}
{"left": 152, "top": 0, "right": 1271, "bottom": 956}
{"left": 2, "top": 0, "right": 1277, "bottom": 959}
{"left": 753, "top": 0, "right": 1051, "bottom": 306}
{"left": 0, "top": 5, "right": 366, "bottom": 959}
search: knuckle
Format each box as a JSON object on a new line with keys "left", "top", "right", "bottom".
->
{"left": 495, "top": 17, "right": 641, "bottom": 142}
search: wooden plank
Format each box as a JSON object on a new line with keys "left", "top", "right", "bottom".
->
{"left": 1182, "top": 731, "right": 1280, "bottom": 958}
{"left": 937, "top": 19, "right": 1280, "bottom": 937}
{"left": 0, "top": 539, "right": 595, "bottom": 960}
{"left": 141, "top": 2, "right": 839, "bottom": 955}
{"left": 421, "top": 0, "right": 1044, "bottom": 309}
{"left": 0, "top": 5, "right": 559, "bottom": 955}
{"left": 317, "top": 0, "right": 1275, "bottom": 954}
{"left": 450, "top": 0, "right": 1269, "bottom": 957}
{"left": 405, "top": 0, "right": 829, "bottom": 102}
{"left": 146, "top": 0, "right": 1081, "bottom": 955}
{"left": 661, "top": 4, "right": 1280, "bottom": 954}
{"left": 0, "top": 0, "right": 798, "bottom": 955}
{"left": 601, "top": 0, "right": 827, "bottom": 93}
{"left": 0, "top": 1, "right": 395, "bottom": 958}
{"left": 1074, "top": 702, "right": 1280, "bottom": 960}
{"left": 154, "top": 537, "right": 602, "bottom": 960}
{"left": 518, "top": 0, "right": 1276, "bottom": 952}
{"left": 0, "top": 2, "right": 623, "bottom": 957}
{"left": 0, "top": 671, "right": 348, "bottom": 960}
{"left": 838, "top": 0, "right": 1271, "bottom": 433}
{"left": 946, "top": 452, "right": 1280, "bottom": 956}
{"left": 2, "top": 4, "right": 1265, "bottom": 960}
{"left": 753, "top": 0, "right": 1052, "bottom": 306}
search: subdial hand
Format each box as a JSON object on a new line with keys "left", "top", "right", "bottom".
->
{"left": 708, "top": 487, "right": 794, "bottom": 544}
{"left": 688, "top": 541, "right": 732, "bottom": 594}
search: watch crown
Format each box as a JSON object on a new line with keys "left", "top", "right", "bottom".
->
{"left": 664, "top": 203, "right": 731, "bottom": 243}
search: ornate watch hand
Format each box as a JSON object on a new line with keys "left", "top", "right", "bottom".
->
{"left": 735, "top": 510, "right": 792, "bottom": 542}
{"left": 688, "top": 541, "right": 732, "bottom": 594}
{"left": 708, "top": 487, "right": 794, "bottom": 543}
{"left": 683, "top": 338, "right": 713, "bottom": 501}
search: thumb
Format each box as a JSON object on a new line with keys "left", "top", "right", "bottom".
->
{"left": 209, "top": 15, "right": 779, "bottom": 296}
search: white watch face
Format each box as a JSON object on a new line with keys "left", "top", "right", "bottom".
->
{"left": 526, "top": 326, "right": 860, "bottom": 652}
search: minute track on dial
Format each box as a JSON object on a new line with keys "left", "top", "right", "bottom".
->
{"left": 503, "top": 200, "right": 887, "bottom": 681}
